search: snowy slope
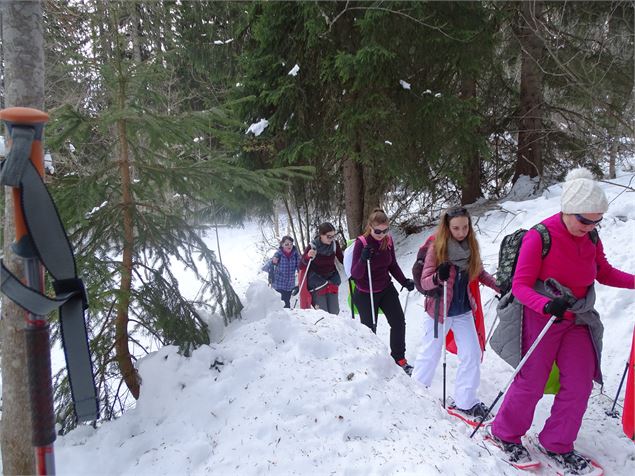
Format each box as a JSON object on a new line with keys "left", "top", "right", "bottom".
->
{"left": 57, "top": 171, "right": 635, "bottom": 475}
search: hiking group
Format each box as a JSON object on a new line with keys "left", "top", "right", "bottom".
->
{"left": 262, "top": 168, "right": 635, "bottom": 474}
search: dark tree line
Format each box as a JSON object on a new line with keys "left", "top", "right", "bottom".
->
{"left": 238, "top": 1, "right": 633, "bottom": 236}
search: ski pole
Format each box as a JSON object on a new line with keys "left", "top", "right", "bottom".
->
{"left": 1, "top": 107, "right": 56, "bottom": 474}
{"left": 606, "top": 361, "right": 629, "bottom": 418}
{"left": 485, "top": 312, "right": 499, "bottom": 348}
{"left": 442, "top": 280, "right": 448, "bottom": 408}
{"left": 293, "top": 244, "right": 315, "bottom": 309}
{"left": 403, "top": 289, "right": 410, "bottom": 315}
{"left": 367, "top": 258, "right": 377, "bottom": 329}
{"left": 470, "top": 313, "right": 559, "bottom": 438}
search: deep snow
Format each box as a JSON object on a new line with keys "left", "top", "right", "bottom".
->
{"left": 53, "top": 170, "right": 635, "bottom": 475}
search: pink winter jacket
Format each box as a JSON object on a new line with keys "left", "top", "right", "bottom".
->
{"left": 419, "top": 238, "right": 498, "bottom": 323}
{"left": 512, "top": 213, "right": 634, "bottom": 320}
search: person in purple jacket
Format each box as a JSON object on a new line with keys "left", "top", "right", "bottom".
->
{"left": 350, "top": 209, "right": 415, "bottom": 375}
{"left": 263, "top": 236, "right": 300, "bottom": 308}
{"left": 489, "top": 168, "right": 635, "bottom": 473}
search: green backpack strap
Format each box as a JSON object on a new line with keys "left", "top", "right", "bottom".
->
{"left": 531, "top": 223, "right": 551, "bottom": 258}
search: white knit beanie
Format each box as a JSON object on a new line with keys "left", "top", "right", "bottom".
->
{"left": 561, "top": 168, "right": 608, "bottom": 214}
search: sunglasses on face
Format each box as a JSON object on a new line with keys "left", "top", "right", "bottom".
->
{"left": 574, "top": 214, "right": 602, "bottom": 226}
{"left": 283, "top": 241, "right": 293, "bottom": 246}
{"left": 324, "top": 233, "right": 336, "bottom": 239}
{"left": 373, "top": 227, "right": 390, "bottom": 235}
{"left": 447, "top": 207, "right": 469, "bottom": 218}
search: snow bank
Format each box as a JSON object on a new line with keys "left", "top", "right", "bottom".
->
{"left": 57, "top": 281, "right": 513, "bottom": 475}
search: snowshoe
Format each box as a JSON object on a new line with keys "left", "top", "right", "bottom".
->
{"left": 527, "top": 435, "right": 603, "bottom": 476}
{"left": 483, "top": 426, "right": 541, "bottom": 471}
{"left": 446, "top": 398, "right": 493, "bottom": 428}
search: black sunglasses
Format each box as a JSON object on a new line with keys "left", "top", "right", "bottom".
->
{"left": 373, "top": 227, "right": 390, "bottom": 235}
{"left": 324, "top": 233, "right": 336, "bottom": 239}
{"left": 446, "top": 207, "right": 469, "bottom": 218}
{"left": 574, "top": 214, "right": 602, "bottom": 226}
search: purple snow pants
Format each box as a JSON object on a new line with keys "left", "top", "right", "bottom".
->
{"left": 491, "top": 307, "right": 597, "bottom": 453}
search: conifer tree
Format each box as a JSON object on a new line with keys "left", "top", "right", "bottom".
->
{"left": 42, "top": 0, "right": 311, "bottom": 429}
{"left": 239, "top": 1, "right": 499, "bottom": 232}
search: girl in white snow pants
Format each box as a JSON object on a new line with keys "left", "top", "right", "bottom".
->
{"left": 412, "top": 310, "right": 481, "bottom": 408}
{"left": 411, "top": 207, "right": 499, "bottom": 415}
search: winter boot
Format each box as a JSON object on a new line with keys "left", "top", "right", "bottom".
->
{"left": 396, "top": 358, "right": 413, "bottom": 376}
{"left": 545, "top": 449, "right": 595, "bottom": 475}
{"left": 458, "top": 402, "right": 492, "bottom": 422}
{"left": 486, "top": 427, "right": 533, "bottom": 465}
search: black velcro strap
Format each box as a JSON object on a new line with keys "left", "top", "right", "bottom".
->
{"left": 53, "top": 278, "right": 89, "bottom": 310}
{"left": 0, "top": 126, "right": 35, "bottom": 187}
{"left": 1, "top": 262, "right": 74, "bottom": 316}
{"left": 0, "top": 120, "right": 99, "bottom": 423}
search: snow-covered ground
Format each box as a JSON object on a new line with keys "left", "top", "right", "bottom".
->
{"left": 55, "top": 170, "right": 635, "bottom": 475}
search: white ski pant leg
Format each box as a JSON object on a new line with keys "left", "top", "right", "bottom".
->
{"left": 411, "top": 311, "right": 480, "bottom": 409}
{"left": 411, "top": 314, "right": 452, "bottom": 387}
{"left": 451, "top": 311, "right": 481, "bottom": 410}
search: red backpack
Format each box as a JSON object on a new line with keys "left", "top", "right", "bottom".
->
{"left": 411, "top": 235, "right": 441, "bottom": 297}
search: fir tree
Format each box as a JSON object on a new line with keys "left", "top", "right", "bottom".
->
{"left": 42, "top": 0, "right": 311, "bottom": 431}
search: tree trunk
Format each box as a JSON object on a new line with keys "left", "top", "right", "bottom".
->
{"left": 0, "top": 1, "right": 44, "bottom": 473}
{"left": 128, "top": 2, "right": 143, "bottom": 64}
{"left": 514, "top": 0, "right": 545, "bottom": 182}
{"left": 114, "top": 75, "right": 140, "bottom": 398}
{"left": 362, "top": 162, "right": 383, "bottom": 223}
{"left": 342, "top": 157, "right": 364, "bottom": 238}
{"left": 460, "top": 77, "right": 481, "bottom": 205}
{"left": 608, "top": 138, "right": 617, "bottom": 179}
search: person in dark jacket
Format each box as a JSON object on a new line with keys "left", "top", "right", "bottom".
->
{"left": 350, "top": 209, "right": 415, "bottom": 374}
{"left": 263, "top": 236, "right": 300, "bottom": 308}
{"left": 300, "top": 222, "right": 344, "bottom": 315}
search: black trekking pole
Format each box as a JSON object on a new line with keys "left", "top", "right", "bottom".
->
{"left": 1, "top": 107, "right": 55, "bottom": 474}
{"left": 470, "top": 313, "right": 559, "bottom": 438}
{"left": 400, "top": 285, "right": 411, "bottom": 315}
{"left": 606, "top": 361, "right": 630, "bottom": 418}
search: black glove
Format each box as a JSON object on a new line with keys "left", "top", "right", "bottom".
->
{"left": 436, "top": 262, "right": 451, "bottom": 282}
{"left": 403, "top": 279, "right": 415, "bottom": 292}
{"left": 360, "top": 245, "right": 375, "bottom": 262}
{"left": 291, "top": 286, "right": 300, "bottom": 296}
{"left": 543, "top": 297, "right": 569, "bottom": 321}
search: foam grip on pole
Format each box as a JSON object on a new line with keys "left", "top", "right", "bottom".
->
{"left": 25, "top": 325, "right": 57, "bottom": 447}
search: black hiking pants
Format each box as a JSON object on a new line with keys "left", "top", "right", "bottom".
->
{"left": 353, "top": 282, "right": 406, "bottom": 362}
{"left": 278, "top": 290, "right": 292, "bottom": 308}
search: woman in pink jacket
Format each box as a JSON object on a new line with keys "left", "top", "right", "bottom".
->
{"left": 489, "top": 168, "right": 635, "bottom": 474}
{"left": 412, "top": 207, "right": 499, "bottom": 419}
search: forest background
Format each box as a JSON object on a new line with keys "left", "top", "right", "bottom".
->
{"left": 0, "top": 1, "right": 633, "bottom": 473}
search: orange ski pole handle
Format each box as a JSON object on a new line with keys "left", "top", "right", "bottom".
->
{"left": 0, "top": 107, "right": 49, "bottom": 243}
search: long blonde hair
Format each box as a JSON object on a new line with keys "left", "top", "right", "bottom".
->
{"left": 362, "top": 208, "right": 390, "bottom": 250}
{"left": 434, "top": 208, "right": 482, "bottom": 281}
